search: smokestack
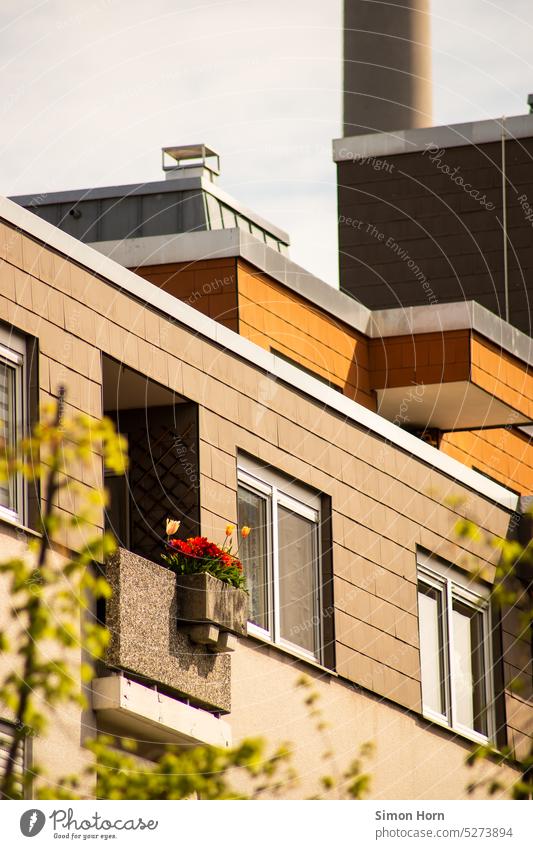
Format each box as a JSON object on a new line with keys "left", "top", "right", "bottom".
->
{"left": 343, "top": 0, "right": 432, "bottom": 136}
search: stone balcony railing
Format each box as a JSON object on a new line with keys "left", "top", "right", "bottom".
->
{"left": 104, "top": 548, "right": 239, "bottom": 713}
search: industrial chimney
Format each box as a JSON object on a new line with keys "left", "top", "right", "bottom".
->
{"left": 343, "top": 0, "right": 432, "bottom": 136}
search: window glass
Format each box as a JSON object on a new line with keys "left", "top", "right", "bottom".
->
{"left": 237, "top": 460, "right": 323, "bottom": 663}
{"left": 452, "top": 600, "right": 487, "bottom": 735}
{"left": 0, "top": 362, "right": 15, "bottom": 511}
{"left": 238, "top": 486, "right": 269, "bottom": 631}
{"left": 417, "top": 552, "right": 492, "bottom": 742}
{"left": 0, "top": 720, "right": 26, "bottom": 798}
{"left": 418, "top": 584, "right": 445, "bottom": 716}
{"left": 277, "top": 505, "right": 317, "bottom": 655}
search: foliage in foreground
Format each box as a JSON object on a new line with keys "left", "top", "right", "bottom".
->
{"left": 455, "top": 515, "right": 533, "bottom": 799}
{"left": 0, "top": 394, "right": 373, "bottom": 800}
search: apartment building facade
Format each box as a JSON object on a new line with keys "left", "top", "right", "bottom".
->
{"left": 1, "top": 169, "right": 532, "bottom": 798}
{"left": 15, "top": 144, "right": 533, "bottom": 500}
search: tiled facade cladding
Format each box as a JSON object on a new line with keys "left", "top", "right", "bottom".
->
{"left": 136, "top": 257, "right": 533, "bottom": 494}
{"left": 337, "top": 137, "right": 533, "bottom": 336}
{"left": 1, "top": 218, "right": 530, "bottom": 768}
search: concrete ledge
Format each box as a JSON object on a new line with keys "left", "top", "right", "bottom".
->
{"left": 333, "top": 114, "right": 533, "bottom": 161}
{"left": 105, "top": 548, "right": 231, "bottom": 712}
{"left": 92, "top": 675, "right": 232, "bottom": 748}
{"left": 89, "top": 230, "right": 372, "bottom": 336}
{"left": 371, "top": 301, "right": 533, "bottom": 369}
{"left": 89, "top": 232, "right": 533, "bottom": 371}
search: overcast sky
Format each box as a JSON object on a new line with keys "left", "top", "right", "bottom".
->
{"left": 1, "top": 0, "right": 532, "bottom": 285}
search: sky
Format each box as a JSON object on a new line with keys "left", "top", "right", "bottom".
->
{"left": 1, "top": 0, "right": 533, "bottom": 286}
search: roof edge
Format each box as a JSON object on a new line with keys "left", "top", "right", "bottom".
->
{"left": 333, "top": 113, "right": 533, "bottom": 161}
{"left": 89, "top": 231, "right": 533, "bottom": 369}
{"left": 0, "top": 194, "right": 519, "bottom": 511}
{"left": 9, "top": 176, "right": 290, "bottom": 246}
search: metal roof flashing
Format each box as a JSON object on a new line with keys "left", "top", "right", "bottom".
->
{"left": 9, "top": 175, "right": 290, "bottom": 247}
{"left": 0, "top": 194, "right": 519, "bottom": 512}
{"left": 88, "top": 229, "right": 533, "bottom": 371}
{"left": 333, "top": 113, "right": 533, "bottom": 162}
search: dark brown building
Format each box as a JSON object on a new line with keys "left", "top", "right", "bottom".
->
{"left": 334, "top": 115, "right": 533, "bottom": 335}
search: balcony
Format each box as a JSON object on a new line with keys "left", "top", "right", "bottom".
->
{"left": 92, "top": 675, "right": 232, "bottom": 748}
{"left": 104, "top": 547, "right": 233, "bottom": 713}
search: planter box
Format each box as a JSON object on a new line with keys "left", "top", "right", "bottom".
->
{"left": 105, "top": 548, "right": 231, "bottom": 712}
{"left": 175, "top": 572, "right": 248, "bottom": 637}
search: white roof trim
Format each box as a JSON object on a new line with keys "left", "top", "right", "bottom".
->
{"left": 0, "top": 195, "right": 519, "bottom": 510}
{"left": 91, "top": 232, "right": 533, "bottom": 369}
{"left": 333, "top": 113, "right": 533, "bottom": 161}
{"left": 89, "top": 230, "right": 373, "bottom": 335}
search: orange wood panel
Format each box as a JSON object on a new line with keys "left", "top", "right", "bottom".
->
{"left": 441, "top": 428, "right": 533, "bottom": 494}
{"left": 369, "top": 331, "right": 471, "bottom": 389}
{"left": 237, "top": 260, "right": 375, "bottom": 409}
{"left": 471, "top": 334, "right": 533, "bottom": 421}
{"left": 133, "top": 259, "right": 238, "bottom": 330}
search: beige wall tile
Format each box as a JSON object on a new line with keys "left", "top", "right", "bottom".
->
{"left": 64, "top": 298, "right": 96, "bottom": 344}
{"left": 13, "top": 267, "right": 33, "bottom": 310}
{"left": 7, "top": 300, "right": 40, "bottom": 335}
{"left": 47, "top": 287, "right": 65, "bottom": 328}
{"left": 335, "top": 576, "right": 372, "bottom": 621}
{"left": 200, "top": 475, "right": 237, "bottom": 521}
{"left": 21, "top": 237, "right": 41, "bottom": 275}
{"left": 4, "top": 226, "right": 23, "bottom": 267}
{"left": 0, "top": 258, "right": 16, "bottom": 301}
{"left": 335, "top": 643, "right": 374, "bottom": 690}
{"left": 47, "top": 252, "right": 70, "bottom": 293}
{"left": 144, "top": 309, "right": 160, "bottom": 346}
{"left": 394, "top": 610, "right": 420, "bottom": 647}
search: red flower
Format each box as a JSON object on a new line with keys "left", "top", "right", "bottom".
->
{"left": 170, "top": 539, "right": 192, "bottom": 555}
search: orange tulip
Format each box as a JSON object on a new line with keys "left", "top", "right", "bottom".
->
{"left": 225, "top": 524, "right": 235, "bottom": 537}
{"left": 241, "top": 526, "right": 251, "bottom": 538}
{"left": 166, "top": 518, "right": 180, "bottom": 536}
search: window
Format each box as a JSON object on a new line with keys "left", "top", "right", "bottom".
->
{"left": 417, "top": 551, "right": 495, "bottom": 742}
{"left": 0, "top": 327, "right": 26, "bottom": 525}
{"left": 0, "top": 719, "right": 29, "bottom": 798}
{"left": 237, "top": 458, "right": 324, "bottom": 663}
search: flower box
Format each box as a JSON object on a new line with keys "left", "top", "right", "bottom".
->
{"left": 175, "top": 572, "right": 248, "bottom": 639}
{"left": 105, "top": 548, "right": 232, "bottom": 710}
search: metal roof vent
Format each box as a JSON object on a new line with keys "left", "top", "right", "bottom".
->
{"left": 162, "top": 144, "right": 220, "bottom": 183}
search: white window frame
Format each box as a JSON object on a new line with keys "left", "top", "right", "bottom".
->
{"left": 0, "top": 718, "right": 30, "bottom": 799}
{"left": 417, "top": 551, "right": 495, "bottom": 745}
{"left": 237, "top": 457, "right": 323, "bottom": 665}
{"left": 0, "top": 327, "right": 26, "bottom": 527}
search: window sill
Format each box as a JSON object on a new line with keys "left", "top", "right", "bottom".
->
{"left": 245, "top": 628, "right": 338, "bottom": 678}
{"left": 421, "top": 711, "right": 496, "bottom": 750}
{"left": 0, "top": 513, "right": 41, "bottom": 539}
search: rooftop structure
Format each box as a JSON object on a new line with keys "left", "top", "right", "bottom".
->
{"left": 10, "top": 145, "right": 290, "bottom": 256}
